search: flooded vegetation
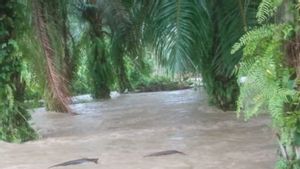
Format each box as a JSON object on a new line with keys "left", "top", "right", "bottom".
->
{"left": 2, "top": 0, "right": 300, "bottom": 168}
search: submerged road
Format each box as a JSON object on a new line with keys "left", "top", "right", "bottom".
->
{"left": 0, "top": 89, "right": 276, "bottom": 169}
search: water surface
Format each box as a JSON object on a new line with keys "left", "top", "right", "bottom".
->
{"left": 0, "top": 89, "right": 276, "bottom": 169}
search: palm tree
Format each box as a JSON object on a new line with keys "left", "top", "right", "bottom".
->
{"left": 0, "top": 0, "right": 260, "bottom": 142}
{"left": 83, "top": 0, "right": 258, "bottom": 109}
{"left": 96, "top": 0, "right": 140, "bottom": 93}
{"left": 60, "top": 1, "right": 79, "bottom": 93}
{"left": 133, "top": 0, "right": 258, "bottom": 110}
{"left": 76, "top": 0, "right": 113, "bottom": 99}
{"left": 31, "top": 0, "right": 73, "bottom": 113}
{"left": 77, "top": 0, "right": 144, "bottom": 95}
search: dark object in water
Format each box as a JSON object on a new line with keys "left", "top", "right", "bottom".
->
{"left": 144, "top": 150, "right": 186, "bottom": 157}
{"left": 48, "top": 158, "right": 98, "bottom": 168}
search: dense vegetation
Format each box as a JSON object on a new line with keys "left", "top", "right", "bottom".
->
{"left": 0, "top": 0, "right": 37, "bottom": 142}
{"left": 2, "top": 0, "right": 300, "bottom": 168}
{"left": 0, "top": 0, "right": 259, "bottom": 140}
{"left": 235, "top": 1, "right": 300, "bottom": 168}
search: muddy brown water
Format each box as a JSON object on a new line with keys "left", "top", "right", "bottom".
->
{"left": 0, "top": 89, "right": 276, "bottom": 169}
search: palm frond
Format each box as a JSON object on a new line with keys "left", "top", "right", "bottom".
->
{"left": 145, "top": 0, "right": 202, "bottom": 73}
{"left": 32, "top": 0, "right": 72, "bottom": 113}
{"left": 210, "top": 0, "right": 259, "bottom": 77}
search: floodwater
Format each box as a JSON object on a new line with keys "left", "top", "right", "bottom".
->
{"left": 0, "top": 89, "right": 276, "bottom": 169}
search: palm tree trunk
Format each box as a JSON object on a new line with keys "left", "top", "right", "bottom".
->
{"left": 206, "top": 0, "right": 239, "bottom": 110}
{"left": 116, "top": 54, "right": 132, "bottom": 93}
{"left": 89, "top": 37, "right": 111, "bottom": 99}
{"left": 61, "top": 3, "right": 75, "bottom": 88}
{"left": 81, "top": 0, "right": 112, "bottom": 99}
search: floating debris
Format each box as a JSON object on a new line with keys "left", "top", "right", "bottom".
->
{"left": 144, "top": 150, "right": 186, "bottom": 157}
{"left": 48, "top": 158, "right": 98, "bottom": 168}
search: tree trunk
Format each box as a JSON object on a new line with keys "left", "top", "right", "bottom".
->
{"left": 89, "top": 37, "right": 111, "bottom": 99}
{"left": 61, "top": 2, "right": 77, "bottom": 89}
{"left": 205, "top": 0, "right": 239, "bottom": 110}
{"left": 83, "top": 1, "right": 112, "bottom": 99}
{"left": 116, "top": 54, "right": 132, "bottom": 93}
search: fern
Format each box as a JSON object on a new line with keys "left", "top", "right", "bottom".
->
{"left": 256, "top": 0, "right": 283, "bottom": 24}
{"left": 235, "top": 23, "right": 294, "bottom": 119}
{"left": 232, "top": 24, "right": 283, "bottom": 54}
{"left": 235, "top": 25, "right": 300, "bottom": 161}
{"left": 233, "top": 0, "right": 300, "bottom": 167}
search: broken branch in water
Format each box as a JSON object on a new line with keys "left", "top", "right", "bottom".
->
{"left": 48, "top": 158, "right": 98, "bottom": 168}
{"left": 144, "top": 150, "right": 186, "bottom": 157}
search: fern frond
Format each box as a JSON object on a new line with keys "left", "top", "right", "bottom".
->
{"left": 236, "top": 23, "right": 294, "bottom": 120}
{"left": 231, "top": 24, "right": 281, "bottom": 54}
{"left": 256, "top": 0, "right": 283, "bottom": 24}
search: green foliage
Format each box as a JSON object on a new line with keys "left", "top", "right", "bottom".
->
{"left": 22, "top": 62, "right": 43, "bottom": 108}
{"left": 126, "top": 54, "right": 151, "bottom": 87}
{"left": 104, "top": 0, "right": 140, "bottom": 93}
{"left": 232, "top": 24, "right": 279, "bottom": 54}
{"left": 139, "top": 0, "right": 259, "bottom": 110}
{"left": 233, "top": 24, "right": 293, "bottom": 117}
{"left": 198, "top": 0, "right": 259, "bottom": 110}
{"left": 111, "top": 39, "right": 132, "bottom": 93}
{"left": 145, "top": 0, "right": 200, "bottom": 73}
{"left": 125, "top": 53, "right": 189, "bottom": 92}
{"left": 0, "top": 0, "right": 37, "bottom": 142}
{"left": 76, "top": 1, "right": 114, "bottom": 99}
{"left": 234, "top": 22, "right": 299, "bottom": 140}
{"left": 276, "top": 159, "right": 290, "bottom": 169}
{"left": 234, "top": 1, "right": 300, "bottom": 168}
{"left": 257, "top": 0, "right": 283, "bottom": 24}
{"left": 87, "top": 37, "right": 113, "bottom": 99}
{"left": 17, "top": 2, "right": 46, "bottom": 103}
{"left": 132, "top": 76, "right": 189, "bottom": 92}
{"left": 71, "top": 50, "right": 90, "bottom": 95}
